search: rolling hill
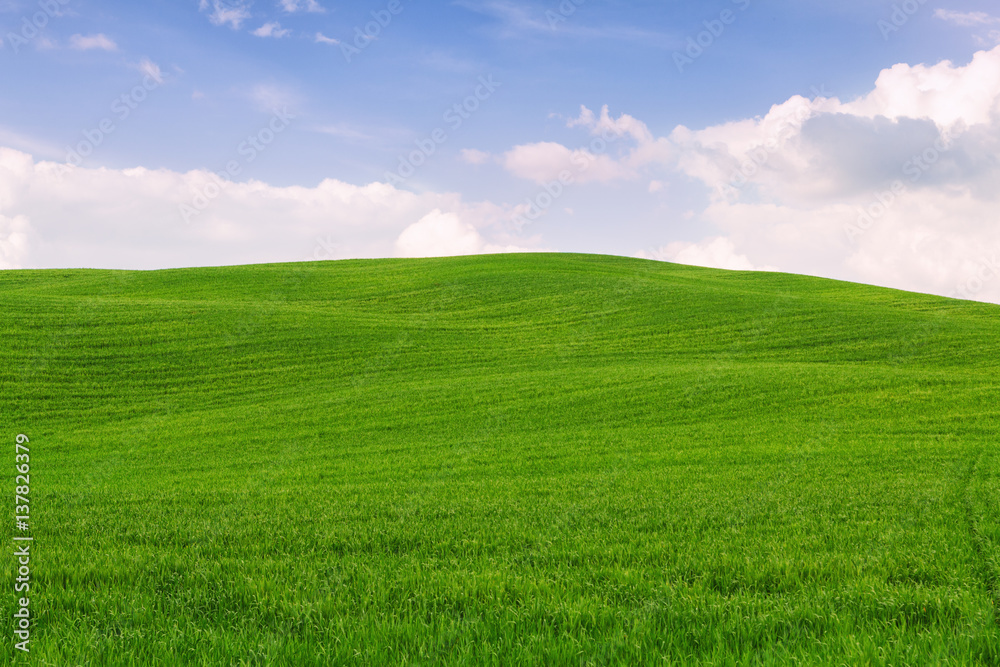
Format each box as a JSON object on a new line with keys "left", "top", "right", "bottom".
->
{"left": 2, "top": 253, "right": 999, "bottom": 665}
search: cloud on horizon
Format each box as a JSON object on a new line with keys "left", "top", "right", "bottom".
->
{"left": 0, "top": 148, "right": 539, "bottom": 270}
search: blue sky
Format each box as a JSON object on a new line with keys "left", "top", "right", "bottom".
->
{"left": 2, "top": 0, "right": 1000, "bottom": 302}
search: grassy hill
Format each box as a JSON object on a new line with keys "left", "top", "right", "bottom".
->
{"left": 2, "top": 253, "right": 1000, "bottom": 665}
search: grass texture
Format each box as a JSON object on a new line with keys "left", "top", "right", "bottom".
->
{"left": 2, "top": 253, "right": 1000, "bottom": 665}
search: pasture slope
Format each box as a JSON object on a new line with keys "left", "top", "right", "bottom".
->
{"left": 2, "top": 253, "right": 1000, "bottom": 665}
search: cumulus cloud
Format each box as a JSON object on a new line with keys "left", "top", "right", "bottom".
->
{"left": 0, "top": 147, "right": 537, "bottom": 270}
{"left": 638, "top": 237, "right": 765, "bottom": 272}
{"left": 395, "top": 209, "right": 537, "bottom": 258}
{"left": 68, "top": 34, "right": 117, "bottom": 51}
{"left": 836, "top": 47, "right": 1000, "bottom": 129}
{"left": 395, "top": 210, "right": 486, "bottom": 258}
{"left": 660, "top": 44, "right": 1000, "bottom": 302}
{"left": 0, "top": 213, "right": 31, "bottom": 269}
{"left": 315, "top": 32, "right": 339, "bottom": 45}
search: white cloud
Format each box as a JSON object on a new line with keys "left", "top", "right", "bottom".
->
{"left": 0, "top": 147, "right": 539, "bottom": 270}
{"left": 394, "top": 209, "right": 536, "bottom": 258}
{"left": 639, "top": 237, "right": 766, "bottom": 272}
{"left": 652, "top": 44, "right": 1000, "bottom": 303}
{"left": 199, "top": 0, "right": 252, "bottom": 29}
{"left": 502, "top": 141, "right": 633, "bottom": 184}
{"left": 281, "top": 0, "right": 324, "bottom": 13}
{"left": 68, "top": 33, "right": 117, "bottom": 51}
{"left": 395, "top": 210, "right": 485, "bottom": 258}
{"left": 315, "top": 32, "right": 339, "bottom": 45}
{"left": 460, "top": 148, "right": 491, "bottom": 165}
{"left": 253, "top": 22, "right": 291, "bottom": 38}
{"left": 670, "top": 46, "right": 1000, "bottom": 203}
{"left": 499, "top": 105, "right": 671, "bottom": 185}
{"left": 836, "top": 47, "right": 1000, "bottom": 130}
{"left": 0, "top": 213, "right": 31, "bottom": 269}
{"left": 668, "top": 94, "right": 834, "bottom": 203}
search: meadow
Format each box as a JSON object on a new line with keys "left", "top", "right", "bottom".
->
{"left": 2, "top": 253, "right": 999, "bottom": 665}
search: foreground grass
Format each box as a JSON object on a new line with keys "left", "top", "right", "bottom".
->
{"left": 2, "top": 253, "right": 999, "bottom": 665}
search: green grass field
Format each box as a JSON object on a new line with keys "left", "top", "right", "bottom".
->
{"left": 3, "top": 252, "right": 1000, "bottom": 665}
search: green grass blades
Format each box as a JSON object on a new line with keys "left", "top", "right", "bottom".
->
{"left": 2, "top": 253, "right": 999, "bottom": 665}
